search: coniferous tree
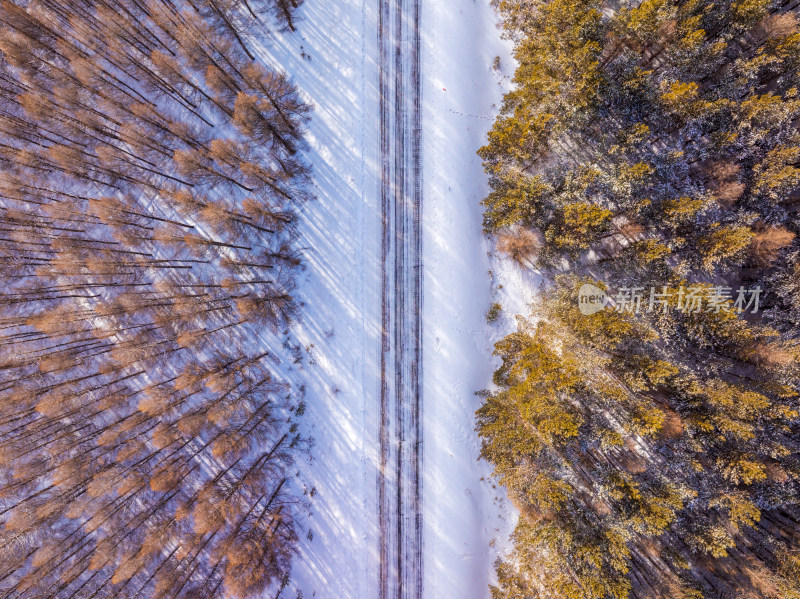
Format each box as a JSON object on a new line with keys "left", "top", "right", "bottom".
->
{"left": 480, "top": 0, "right": 800, "bottom": 596}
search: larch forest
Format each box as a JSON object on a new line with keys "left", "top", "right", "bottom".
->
{"left": 0, "top": 0, "right": 309, "bottom": 597}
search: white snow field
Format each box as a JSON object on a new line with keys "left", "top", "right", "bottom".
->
{"left": 421, "top": 2, "right": 519, "bottom": 598}
{"left": 252, "top": 1, "right": 522, "bottom": 597}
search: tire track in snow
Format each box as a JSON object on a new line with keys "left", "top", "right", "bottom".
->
{"left": 378, "top": 0, "right": 422, "bottom": 596}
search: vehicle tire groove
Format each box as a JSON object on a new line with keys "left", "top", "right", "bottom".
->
{"left": 377, "top": 0, "right": 422, "bottom": 596}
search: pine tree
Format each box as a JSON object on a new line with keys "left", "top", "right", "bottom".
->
{"left": 479, "top": 0, "right": 800, "bottom": 596}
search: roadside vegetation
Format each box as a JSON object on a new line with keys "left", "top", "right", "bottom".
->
{"left": 478, "top": 0, "right": 800, "bottom": 596}
{"left": 0, "top": 0, "right": 310, "bottom": 596}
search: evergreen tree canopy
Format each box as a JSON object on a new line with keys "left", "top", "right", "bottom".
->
{"left": 480, "top": 0, "right": 800, "bottom": 596}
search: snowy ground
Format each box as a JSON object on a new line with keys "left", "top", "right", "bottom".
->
{"left": 253, "top": 3, "right": 381, "bottom": 597}
{"left": 251, "top": 1, "right": 528, "bottom": 597}
{"left": 420, "top": 2, "right": 521, "bottom": 598}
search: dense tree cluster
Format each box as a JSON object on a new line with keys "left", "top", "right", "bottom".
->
{"left": 479, "top": 0, "right": 800, "bottom": 597}
{"left": 0, "top": 0, "right": 309, "bottom": 596}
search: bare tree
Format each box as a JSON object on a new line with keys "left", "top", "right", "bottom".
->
{"left": 0, "top": 0, "right": 309, "bottom": 596}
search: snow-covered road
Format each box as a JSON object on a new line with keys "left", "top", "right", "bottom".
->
{"left": 253, "top": 1, "right": 516, "bottom": 597}
{"left": 376, "top": 0, "right": 423, "bottom": 597}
